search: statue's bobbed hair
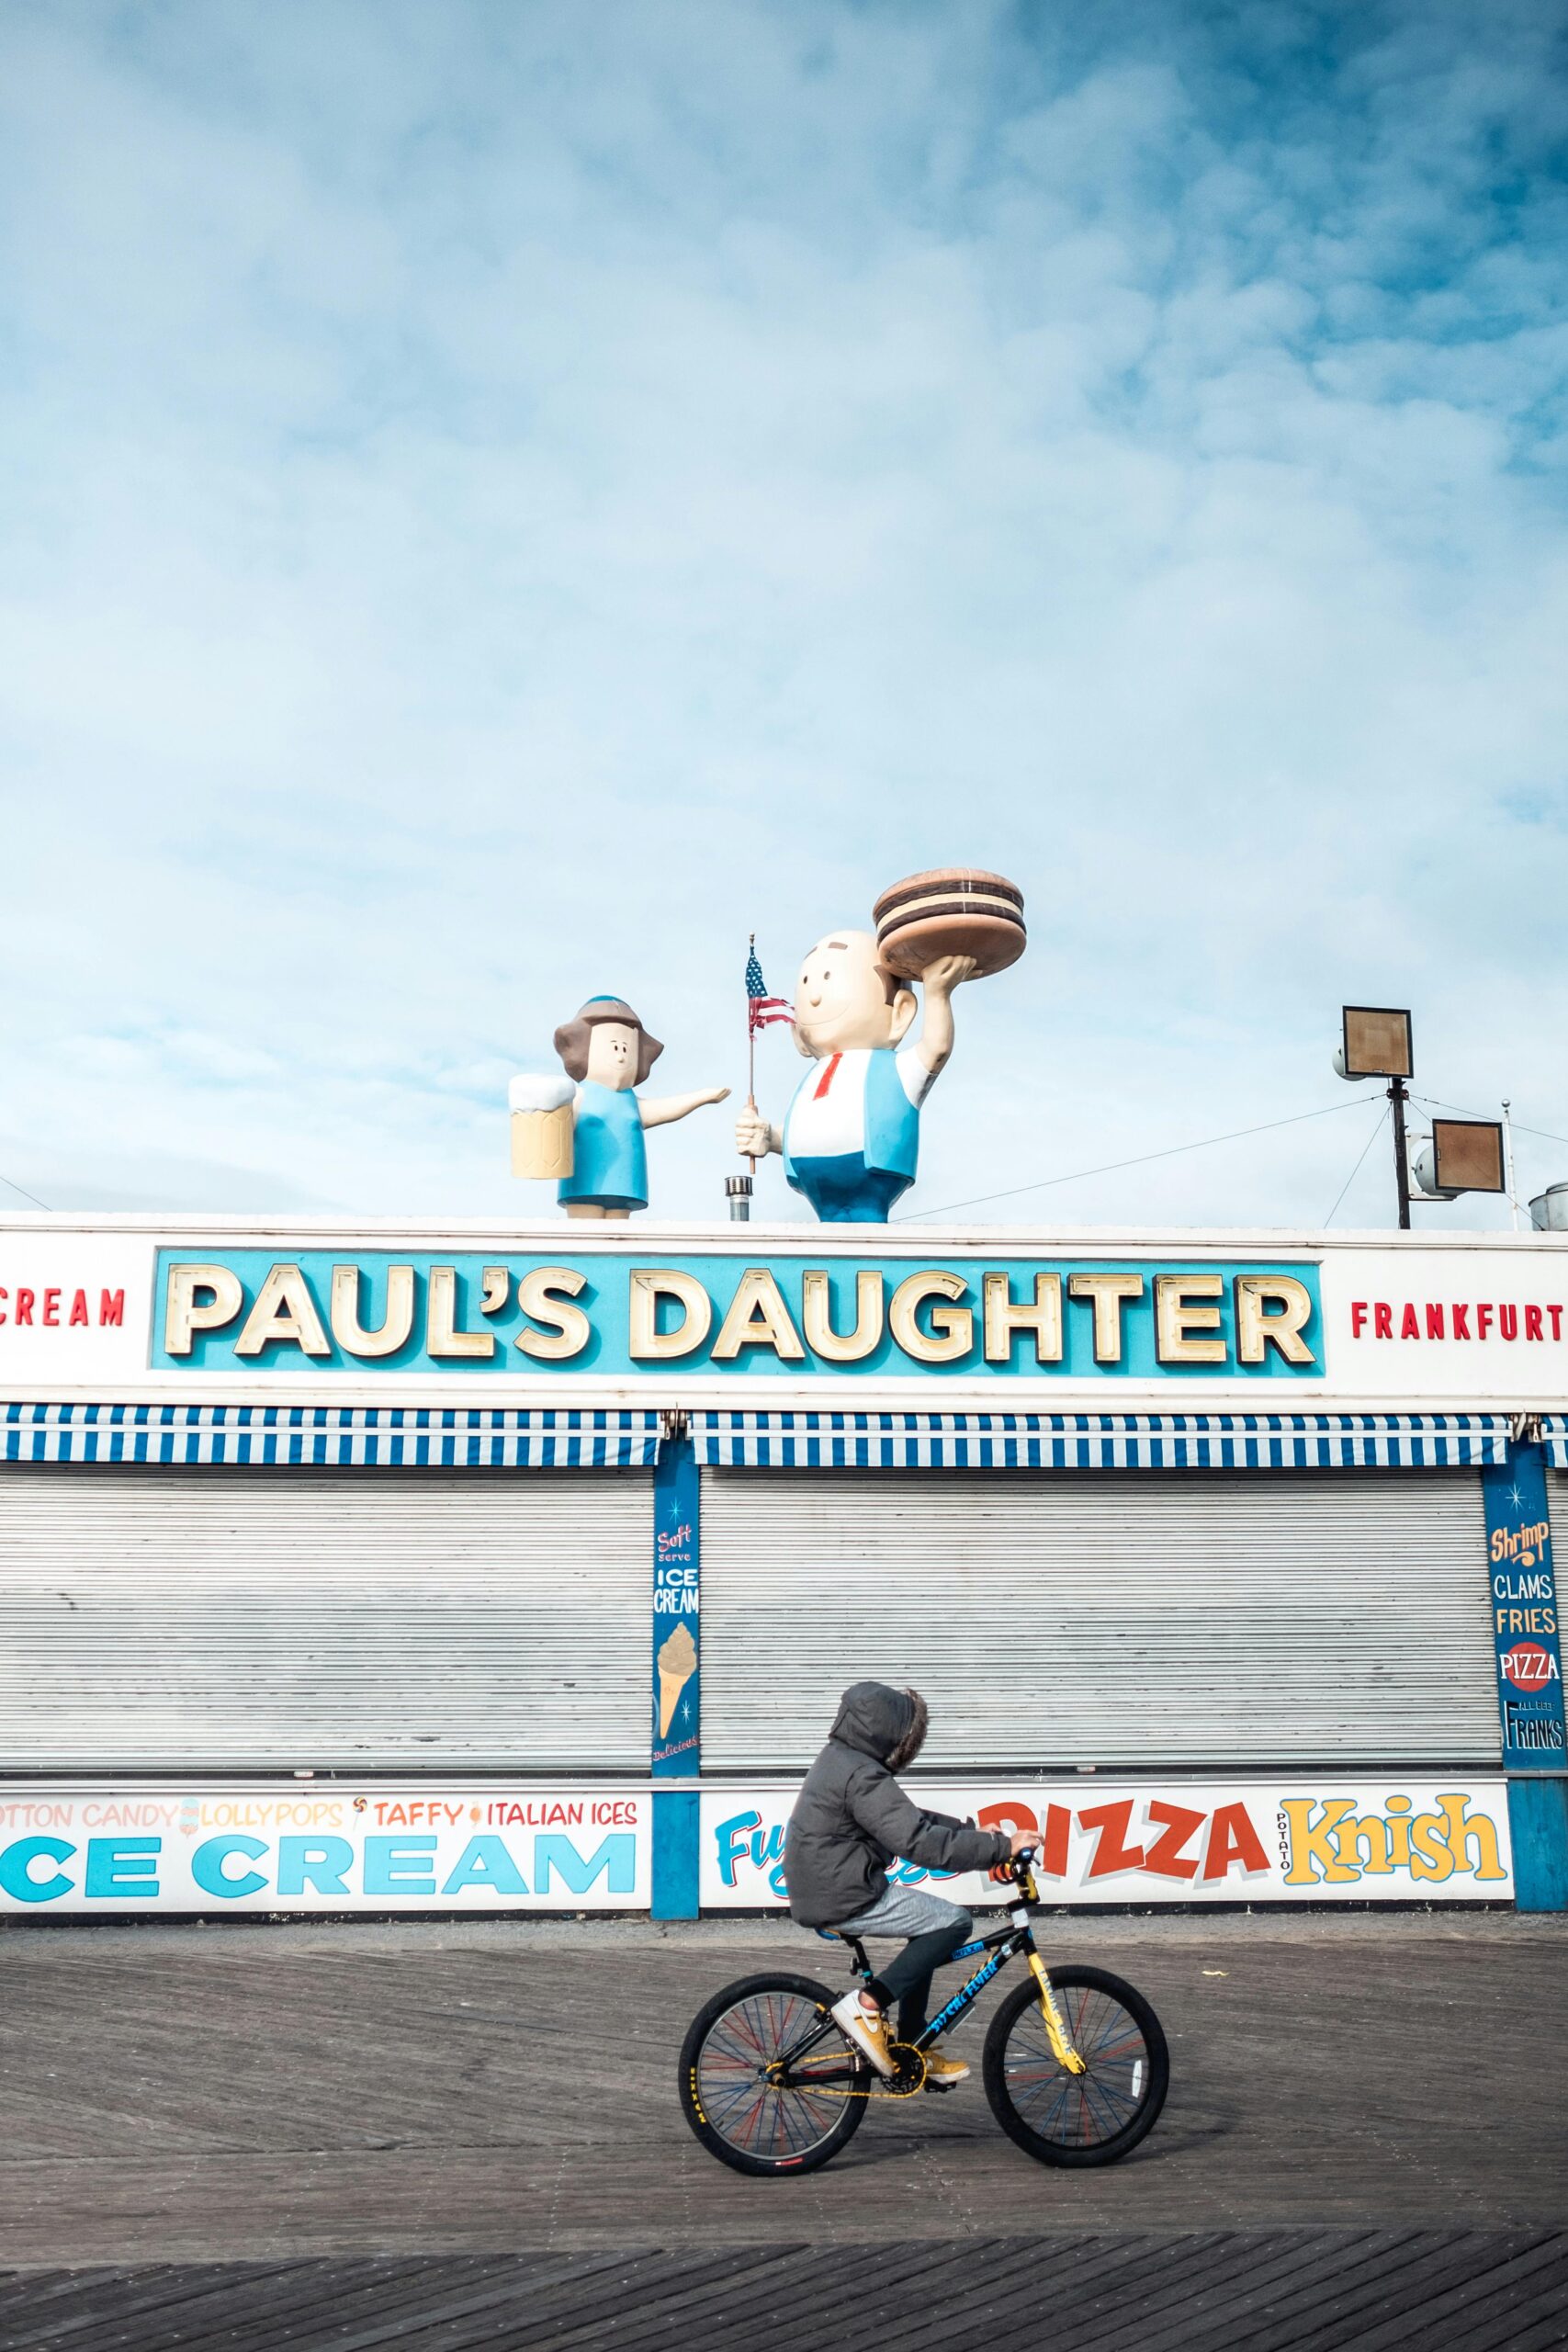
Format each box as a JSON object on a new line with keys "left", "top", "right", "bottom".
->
{"left": 554, "top": 997, "right": 664, "bottom": 1084}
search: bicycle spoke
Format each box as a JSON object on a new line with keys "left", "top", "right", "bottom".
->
{"left": 696, "top": 1990, "right": 850, "bottom": 2161}
{"left": 1002, "top": 1985, "right": 1152, "bottom": 2148}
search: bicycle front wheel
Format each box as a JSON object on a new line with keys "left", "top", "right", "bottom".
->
{"left": 983, "top": 1965, "right": 1168, "bottom": 2167}
{"left": 679, "top": 1973, "right": 867, "bottom": 2177}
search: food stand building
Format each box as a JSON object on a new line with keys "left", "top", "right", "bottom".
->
{"left": 1, "top": 1214, "right": 1563, "bottom": 1918}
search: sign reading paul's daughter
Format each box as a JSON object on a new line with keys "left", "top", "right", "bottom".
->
{"left": 510, "top": 996, "right": 729, "bottom": 1220}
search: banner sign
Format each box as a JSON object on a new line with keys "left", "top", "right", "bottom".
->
{"left": 700, "top": 1780, "right": 1516, "bottom": 1907}
{"left": 1482, "top": 1444, "right": 1566, "bottom": 1769}
{"left": 3, "top": 1226, "right": 1564, "bottom": 1402}
{"left": 0, "top": 1779, "right": 1517, "bottom": 1912}
{"left": 149, "top": 1250, "right": 1323, "bottom": 1382}
{"left": 651, "top": 1438, "right": 700, "bottom": 1774}
{"left": 0, "top": 1235, "right": 151, "bottom": 1381}
{"left": 0, "top": 1785, "right": 650, "bottom": 1915}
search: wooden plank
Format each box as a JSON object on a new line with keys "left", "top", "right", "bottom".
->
{"left": 6, "top": 2235, "right": 1566, "bottom": 2352}
{"left": 0, "top": 1918, "right": 1563, "bottom": 2266}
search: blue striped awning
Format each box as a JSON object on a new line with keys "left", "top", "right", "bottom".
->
{"left": 1, "top": 1404, "right": 661, "bottom": 1470}
{"left": 1540, "top": 1416, "right": 1568, "bottom": 1471}
{"left": 691, "top": 1410, "right": 1512, "bottom": 1471}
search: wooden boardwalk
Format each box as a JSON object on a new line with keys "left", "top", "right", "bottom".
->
{"left": 0, "top": 1913, "right": 1563, "bottom": 2343}
{"left": 2, "top": 2233, "right": 1565, "bottom": 2350}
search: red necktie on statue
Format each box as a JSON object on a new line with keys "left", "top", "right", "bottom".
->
{"left": 811, "top": 1053, "right": 841, "bottom": 1102}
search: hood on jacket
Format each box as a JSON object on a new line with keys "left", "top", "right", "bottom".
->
{"left": 830, "top": 1681, "right": 925, "bottom": 1767}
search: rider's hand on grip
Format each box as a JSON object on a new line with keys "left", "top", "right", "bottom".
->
{"left": 992, "top": 1834, "right": 1037, "bottom": 1884}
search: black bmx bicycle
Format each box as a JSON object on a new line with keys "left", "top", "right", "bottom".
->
{"left": 679, "top": 1854, "right": 1168, "bottom": 2177}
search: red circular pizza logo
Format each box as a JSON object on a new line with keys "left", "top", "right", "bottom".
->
{"left": 1501, "top": 1642, "right": 1558, "bottom": 1690}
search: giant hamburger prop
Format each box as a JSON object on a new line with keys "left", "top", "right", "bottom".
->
{"left": 873, "top": 867, "right": 1026, "bottom": 980}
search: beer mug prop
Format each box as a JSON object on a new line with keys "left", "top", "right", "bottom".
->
{"left": 509, "top": 1074, "right": 576, "bottom": 1181}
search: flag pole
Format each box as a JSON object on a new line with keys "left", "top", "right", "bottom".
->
{"left": 746, "top": 931, "right": 758, "bottom": 1176}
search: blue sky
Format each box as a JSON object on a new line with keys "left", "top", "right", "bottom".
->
{"left": 2, "top": 0, "right": 1565, "bottom": 1229}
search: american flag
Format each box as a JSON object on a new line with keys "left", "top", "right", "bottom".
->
{"left": 746, "top": 944, "right": 794, "bottom": 1034}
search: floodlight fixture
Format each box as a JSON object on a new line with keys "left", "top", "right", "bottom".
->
{"left": 1429, "top": 1119, "right": 1505, "bottom": 1196}
{"left": 1330, "top": 1002, "right": 1514, "bottom": 1229}
{"left": 1334, "top": 1005, "right": 1416, "bottom": 1227}
{"left": 1339, "top": 1006, "right": 1413, "bottom": 1082}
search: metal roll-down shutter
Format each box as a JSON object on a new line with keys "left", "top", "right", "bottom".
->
{"left": 0, "top": 1464, "right": 649, "bottom": 1770}
{"left": 701, "top": 1467, "right": 1496, "bottom": 1772}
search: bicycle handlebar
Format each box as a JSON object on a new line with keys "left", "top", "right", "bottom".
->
{"left": 990, "top": 1847, "right": 1041, "bottom": 1888}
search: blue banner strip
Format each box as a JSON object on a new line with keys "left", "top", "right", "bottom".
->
{"left": 651, "top": 1435, "right": 700, "bottom": 1777}
{"left": 651, "top": 1791, "right": 699, "bottom": 1922}
{"left": 1482, "top": 1443, "right": 1566, "bottom": 1774}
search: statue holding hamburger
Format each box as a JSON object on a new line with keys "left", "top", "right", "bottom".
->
{"left": 734, "top": 869, "right": 1024, "bottom": 1225}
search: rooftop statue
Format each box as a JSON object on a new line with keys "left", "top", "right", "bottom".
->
{"left": 733, "top": 932, "right": 971, "bottom": 1224}
{"left": 511, "top": 996, "right": 729, "bottom": 1220}
{"left": 734, "top": 871, "right": 1025, "bottom": 1225}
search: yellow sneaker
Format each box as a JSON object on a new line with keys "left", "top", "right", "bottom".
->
{"left": 921, "top": 2051, "right": 971, "bottom": 2086}
{"left": 830, "top": 1991, "right": 896, "bottom": 2078}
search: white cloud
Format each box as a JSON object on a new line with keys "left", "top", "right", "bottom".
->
{"left": 0, "top": 0, "right": 1563, "bottom": 1231}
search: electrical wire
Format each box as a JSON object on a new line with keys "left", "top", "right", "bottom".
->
{"left": 0, "top": 1170, "right": 49, "bottom": 1209}
{"left": 1322, "top": 1102, "right": 1389, "bottom": 1228}
{"left": 897, "top": 1097, "right": 1369, "bottom": 1222}
{"left": 1412, "top": 1093, "right": 1568, "bottom": 1153}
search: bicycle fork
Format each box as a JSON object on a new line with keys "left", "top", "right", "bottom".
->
{"left": 1027, "top": 1949, "right": 1088, "bottom": 2076}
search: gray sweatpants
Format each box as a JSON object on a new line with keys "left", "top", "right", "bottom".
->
{"left": 828, "top": 1883, "right": 973, "bottom": 2039}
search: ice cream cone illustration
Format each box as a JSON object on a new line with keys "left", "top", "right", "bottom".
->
{"left": 657, "top": 1621, "right": 698, "bottom": 1738}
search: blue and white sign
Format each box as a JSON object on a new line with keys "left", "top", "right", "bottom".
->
{"left": 651, "top": 1436, "right": 699, "bottom": 1774}
{"left": 152, "top": 1250, "right": 1324, "bottom": 1382}
{"left": 1482, "top": 1443, "right": 1566, "bottom": 1770}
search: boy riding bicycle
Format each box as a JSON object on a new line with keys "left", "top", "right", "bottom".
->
{"left": 784, "top": 1682, "right": 1034, "bottom": 2084}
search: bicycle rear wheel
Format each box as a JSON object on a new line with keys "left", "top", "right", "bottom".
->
{"left": 983, "top": 1965, "right": 1168, "bottom": 2167}
{"left": 679, "top": 1973, "right": 867, "bottom": 2177}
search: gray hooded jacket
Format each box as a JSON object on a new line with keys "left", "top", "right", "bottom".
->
{"left": 784, "top": 1682, "right": 1011, "bottom": 1928}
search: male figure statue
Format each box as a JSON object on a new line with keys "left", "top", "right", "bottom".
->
{"left": 734, "top": 933, "right": 975, "bottom": 1222}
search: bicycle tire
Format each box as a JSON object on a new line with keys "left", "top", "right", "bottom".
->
{"left": 679, "top": 1973, "right": 868, "bottom": 2177}
{"left": 982, "top": 1964, "right": 1168, "bottom": 2167}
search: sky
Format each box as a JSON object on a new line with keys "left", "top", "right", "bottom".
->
{"left": 2, "top": 0, "right": 1566, "bottom": 1234}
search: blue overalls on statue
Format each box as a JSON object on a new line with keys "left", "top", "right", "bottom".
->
{"left": 558, "top": 1082, "right": 649, "bottom": 1212}
{"left": 782, "top": 1048, "right": 922, "bottom": 1223}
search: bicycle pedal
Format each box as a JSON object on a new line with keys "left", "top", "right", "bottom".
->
{"left": 921, "top": 2077, "right": 958, "bottom": 2094}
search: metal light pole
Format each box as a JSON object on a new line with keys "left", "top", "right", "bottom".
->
{"left": 1503, "top": 1101, "right": 1521, "bottom": 1231}
{"left": 1337, "top": 1006, "right": 1416, "bottom": 1230}
{"left": 1337, "top": 1005, "right": 1506, "bottom": 1229}
{"left": 1389, "top": 1074, "right": 1412, "bottom": 1232}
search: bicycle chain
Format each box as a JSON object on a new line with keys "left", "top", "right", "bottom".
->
{"left": 767, "top": 2042, "right": 929, "bottom": 2100}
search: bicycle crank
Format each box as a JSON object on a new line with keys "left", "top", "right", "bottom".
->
{"left": 770, "top": 2042, "right": 929, "bottom": 2100}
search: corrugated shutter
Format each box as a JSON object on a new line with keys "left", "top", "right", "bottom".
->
{"left": 0, "top": 1464, "right": 649, "bottom": 1771}
{"left": 701, "top": 1467, "right": 1497, "bottom": 1771}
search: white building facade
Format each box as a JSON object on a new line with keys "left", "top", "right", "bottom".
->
{"left": 1, "top": 1215, "right": 1563, "bottom": 1917}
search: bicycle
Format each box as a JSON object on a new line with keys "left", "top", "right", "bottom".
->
{"left": 679, "top": 1852, "right": 1168, "bottom": 2177}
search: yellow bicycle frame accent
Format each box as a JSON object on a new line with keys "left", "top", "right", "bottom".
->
{"left": 1014, "top": 1862, "right": 1087, "bottom": 2075}
{"left": 1029, "top": 1952, "right": 1088, "bottom": 2075}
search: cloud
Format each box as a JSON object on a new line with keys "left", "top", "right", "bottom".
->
{"left": 0, "top": 0, "right": 1563, "bottom": 1232}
